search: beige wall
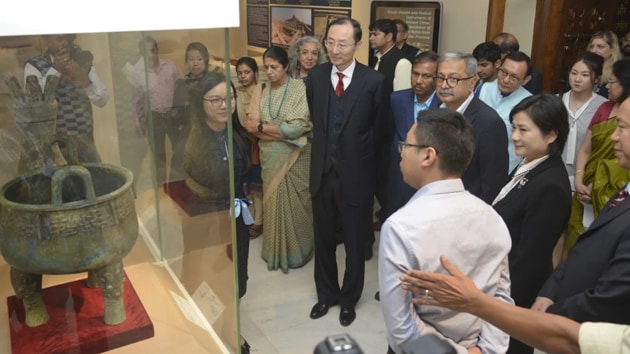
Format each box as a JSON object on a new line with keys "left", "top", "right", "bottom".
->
{"left": 503, "top": 0, "right": 537, "bottom": 56}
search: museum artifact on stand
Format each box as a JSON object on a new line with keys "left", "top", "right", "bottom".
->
{"left": 0, "top": 76, "right": 152, "bottom": 353}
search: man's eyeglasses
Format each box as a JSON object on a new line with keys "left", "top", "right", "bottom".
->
{"left": 204, "top": 96, "right": 235, "bottom": 107}
{"left": 435, "top": 75, "right": 474, "bottom": 88}
{"left": 497, "top": 68, "right": 523, "bottom": 83}
{"left": 398, "top": 141, "right": 433, "bottom": 153}
{"left": 607, "top": 79, "right": 619, "bottom": 85}
{"left": 324, "top": 40, "right": 355, "bottom": 51}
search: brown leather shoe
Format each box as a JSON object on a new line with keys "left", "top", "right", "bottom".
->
{"left": 249, "top": 224, "right": 263, "bottom": 239}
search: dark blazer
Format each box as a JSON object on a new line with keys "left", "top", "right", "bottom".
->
{"left": 523, "top": 67, "right": 543, "bottom": 95}
{"left": 461, "top": 97, "right": 509, "bottom": 204}
{"left": 399, "top": 43, "right": 420, "bottom": 63}
{"left": 493, "top": 155, "right": 572, "bottom": 308}
{"left": 307, "top": 62, "right": 391, "bottom": 205}
{"left": 538, "top": 185, "right": 630, "bottom": 324}
{"left": 385, "top": 89, "right": 440, "bottom": 216}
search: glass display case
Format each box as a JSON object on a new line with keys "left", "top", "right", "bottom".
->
{"left": 0, "top": 27, "right": 243, "bottom": 353}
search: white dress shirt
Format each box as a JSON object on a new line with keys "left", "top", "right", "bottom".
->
{"left": 379, "top": 179, "right": 513, "bottom": 354}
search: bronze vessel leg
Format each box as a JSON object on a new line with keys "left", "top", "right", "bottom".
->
{"left": 10, "top": 267, "right": 49, "bottom": 327}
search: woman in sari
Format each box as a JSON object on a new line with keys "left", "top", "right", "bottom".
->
{"left": 244, "top": 46, "right": 313, "bottom": 273}
{"left": 567, "top": 58, "right": 630, "bottom": 252}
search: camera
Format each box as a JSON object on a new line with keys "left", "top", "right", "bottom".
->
{"left": 314, "top": 334, "right": 363, "bottom": 354}
{"left": 69, "top": 45, "right": 94, "bottom": 70}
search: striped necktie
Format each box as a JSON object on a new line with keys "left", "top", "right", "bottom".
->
{"left": 608, "top": 188, "right": 628, "bottom": 210}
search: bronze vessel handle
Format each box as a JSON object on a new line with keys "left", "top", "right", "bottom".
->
{"left": 51, "top": 166, "right": 97, "bottom": 206}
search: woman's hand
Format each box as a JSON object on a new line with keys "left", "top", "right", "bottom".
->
{"left": 575, "top": 182, "right": 593, "bottom": 204}
{"left": 244, "top": 113, "right": 260, "bottom": 134}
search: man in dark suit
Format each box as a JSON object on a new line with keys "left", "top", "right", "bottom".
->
{"left": 436, "top": 51, "right": 508, "bottom": 203}
{"left": 532, "top": 96, "right": 630, "bottom": 326}
{"left": 394, "top": 19, "right": 421, "bottom": 63}
{"left": 368, "top": 18, "right": 412, "bottom": 92}
{"left": 384, "top": 51, "right": 441, "bottom": 219}
{"left": 306, "top": 17, "right": 390, "bottom": 327}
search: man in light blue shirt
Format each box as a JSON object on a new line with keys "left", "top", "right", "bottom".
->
{"left": 479, "top": 51, "right": 533, "bottom": 172}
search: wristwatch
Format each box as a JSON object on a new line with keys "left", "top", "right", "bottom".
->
{"left": 257, "top": 121, "right": 264, "bottom": 132}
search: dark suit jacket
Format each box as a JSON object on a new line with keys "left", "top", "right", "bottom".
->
{"left": 538, "top": 186, "right": 630, "bottom": 324}
{"left": 493, "top": 155, "right": 572, "bottom": 308}
{"left": 461, "top": 97, "right": 509, "bottom": 204}
{"left": 385, "top": 89, "right": 440, "bottom": 215}
{"left": 399, "top": 43, "right": 420, "bottom": 63}
{"left": 523, "top": 67, "right": 543, "bottom": 95}
{"left": 307, "top": 62, "right": 390, "bottom": 205}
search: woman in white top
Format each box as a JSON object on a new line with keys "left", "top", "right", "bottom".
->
{"left": 561, "top": 52, "right": 607, "bottom": 188}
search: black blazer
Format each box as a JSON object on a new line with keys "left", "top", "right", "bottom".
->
{"left": 461, "top": 97, "right": 509, "bottom": 204}
{"left": 399, "top": 43, "right": 420, "bottom": 63}
{"left": 306, "top": 62, "right": 390, "bottom": 205}
{"left": 493, "top": 155, "right": 572, "bottom": 308}
{"left": 538, "top": 185, "right": 630, "bottom": 324}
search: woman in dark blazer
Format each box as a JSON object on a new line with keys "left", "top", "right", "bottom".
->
{"left": 492, "top": 94, "right": 572, "bottom": 354}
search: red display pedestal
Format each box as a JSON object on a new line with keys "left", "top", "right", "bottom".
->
{"left": 6, "top": 273, "right": 154, "bottom": 354}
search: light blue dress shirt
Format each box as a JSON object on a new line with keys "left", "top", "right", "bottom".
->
{"left": 479, "top": 80, "right": 532, "bottom": 173}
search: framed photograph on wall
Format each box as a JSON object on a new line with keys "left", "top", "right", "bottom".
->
{"left": 370, "top": 1, "right": 442, "bottom": 53}
{"left": 270, "top": 7, "right": 313, "bottom": 48}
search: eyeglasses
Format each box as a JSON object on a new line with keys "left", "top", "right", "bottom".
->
{"left": 204, "top": 96, "right": 235, "bottom": 107}
{"left": 607, "top": 79, "right": 619, "bottom": 85}
{"left": 435, "top": 75, "right": 474, "bottom": 88}
{"left": 398, "top": 141, "right": 433, "bottom": 153}
{"left": 497, "top": 68, "right": 523, "bottom": 83}
{"left": 623, "top": 38, "right": 630, "bottom": 42}
{"left": 324, "top": 40, "right": 355, "bottom": 51}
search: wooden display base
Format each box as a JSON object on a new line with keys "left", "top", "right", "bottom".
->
{"left": 6, "top": 273, "right": 154, "bottom": 354}
{"left": 163, "top": 180, "right": 230, "bottom": 217}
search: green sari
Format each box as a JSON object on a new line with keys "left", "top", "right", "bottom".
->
{"left": 258, "top": 78, "right": 314, "bottom": 272}
{"left": 567, "top": 116, "right": 630, "bottom": 252}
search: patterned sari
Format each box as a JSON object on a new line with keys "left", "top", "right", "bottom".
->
{"left": 567, "top": 104, "right": 630, "bottom": 252}
{"left": 258, "top": 78, "right": 314, "bottom": 272}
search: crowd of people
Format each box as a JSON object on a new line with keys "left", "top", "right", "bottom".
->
{"left": 28, "top": 21, "right": 630, "bottom": 354}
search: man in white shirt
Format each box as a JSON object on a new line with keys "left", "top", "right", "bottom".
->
{"left": 379, "top": 108, "right": 512, "bottom": 354}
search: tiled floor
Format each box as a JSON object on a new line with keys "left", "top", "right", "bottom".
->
{"left": 241, "top": 234, "right": 388, "bottom": 354}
